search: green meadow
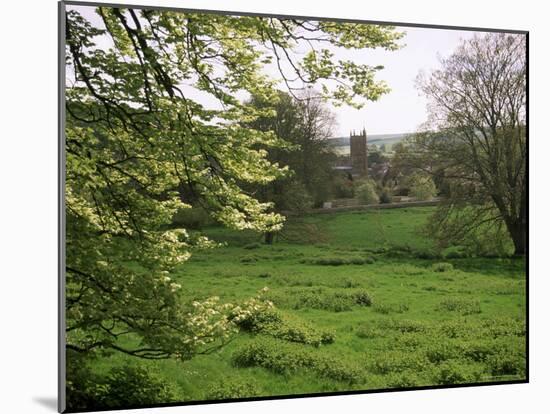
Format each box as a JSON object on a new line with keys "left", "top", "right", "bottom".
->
{"left": 95, "top": 207, "right": 526, "bottom": 401}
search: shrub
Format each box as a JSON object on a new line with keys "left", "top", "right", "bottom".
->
{"left": 486, "top": 350, "right": 526, "bottom": 377}
{"left": 443, "top": 246, "right": 469, "bottom": 259}
{"left": 408, "top": 173, "right": 437, "bottom": 201}
{"left": 385, "top": 371, "right": 421, "bottom": 388}
{"left": 171, "top": 206, "right": 213, "bottom": 229}
{"left": 98, "top": 366, "right": 176, "bottom": 409}
{"left": 437, "top": 298, "right": 481, "bottom": 315}
{"left": 354, "top": 290, "right": 373, "bottom": 306}
{"left": 332, "top": 175, "right": 355, "bottom": 198}
{"left": 66, "top": 357, "right": 176, "bottom": 411}
{"left": 413, "top": 249, "right": 440, "bottom": 260}
{"left": 369, "top": 351, "right": 427, "bottom": 374}
{"left": 431, "top": 360, "right": 484, "bottom": 385}
{"left": 240, "top": 255, "right": 259, "bottom": 263}
{"left": 425, "top": 340, "right": 461, "bottom": 363}
{"left": 234, "top": 307, "right": 335, "bottom": 346}
{"left": 267, "top": 287, "right": 373, "bottom": 312}
{"left": 206, "top": 378, "right": 262, "bottom": 400}
{"left": 373, "top": 302, "right": 409, "bottom": 314}
{"left": 232, "top": 339, "right": 363, "bottom": 383}
{"left": 387, "top": 319, "right": 427, "bottom": 333}
{"left": 341, "top": 278, "right": 360, "bottom": 288}
{"left": 379, "top": 188, "right": 393, "bottom": 204}
{"left": 312, "top": 257, "right": 348, "bottom": 266}
{"left": 431, "top": 262, "right": 454, "bottom": 272}
{"left": 355, "top": 179, "right": 379, "bottom": 205}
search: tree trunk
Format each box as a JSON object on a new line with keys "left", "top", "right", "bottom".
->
{"left": 264, "top": 232, "right": 274, "bottom": 245}
{"left": 505, "top": 217, "right": 526, "bottom": 256}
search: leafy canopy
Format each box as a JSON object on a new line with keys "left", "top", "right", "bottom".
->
{"left": 65, "top": 5, "right": 404, "bottom": 361}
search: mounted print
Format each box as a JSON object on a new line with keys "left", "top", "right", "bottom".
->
{"left": 59, "top": 1, "right": 528, "bottom": 412}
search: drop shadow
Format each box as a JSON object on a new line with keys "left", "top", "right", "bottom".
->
{"left": 33, "top": 396, "right": 58, "bottom": 412}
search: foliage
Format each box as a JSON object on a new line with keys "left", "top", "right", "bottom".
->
{"left": 86, "top": 208, "right": 525, "bottom": 399}
{"left": 331, "top": 175, "right": 355, "bottom": 198}
{"left": 232, "top": 338, "right": 363, "bottom": 383}
{"left": 206, "top": 378, "right": 262, "bottom": 400}
{"left": 355, "top": 178, "right": 380, "bottom": 204}
{"left": 65, "top": 4, "right": 404, "bottom": 377}
{"left": 424, "top": 205, "right": 514, "bottom": 257}
{"left": 308, "top": 256, "right": 375, "bottom": 266}
{"left": 408, "top": 173, "right": 437, "bottom": 201}
{"left": 409, "top": 33, "right": 527, "bottom": 255}
{"left": 235, "top": 308, "right": 335, "bottom": 346}
{"left": 246, "top": 90, "right": 334, "bottom": 211}
{"left": 372, "top": 302, "right": 410, "bottom": 315}
{"left": 431, "top": 262, "right": 454, "bottom": 272}
{"left": 66, "top": 354, "right": 176, "bottom": 411}
{"left": 437, "top": 298, "right": 482, "bottom": 315}
{"left": 266, "top": 287, "right": 372, "bottom": 312}
{"left": 171, "top": 206, "right": 214, "bottom": 229}
{"left": 431, "top": 360, "right": 485, "bottom": 385}
{"left": 379, "top": 187, "right": 393, "bottom": 204}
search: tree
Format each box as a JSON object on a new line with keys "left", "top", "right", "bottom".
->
{"left": 408, "top": 173, "right": 437, "bottom": 201}
{"left": 410, "top": 33, "right": 526, "bottom": 255}
{"left": 64, "top": 2, "right": 405, "bottom": 380}
{"left": 247, "top": 89, "right": 337, "bottom": 208}
{"left": 355, "top": 178, "right": 379, "bottom": 205}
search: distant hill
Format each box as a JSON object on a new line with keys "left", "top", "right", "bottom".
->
{"left": 328, "top": 133, "right": 411, "bottom": 153}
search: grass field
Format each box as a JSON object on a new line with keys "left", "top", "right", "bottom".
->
{"left": 95, "top": 207, "right": 526, "bottom": 402}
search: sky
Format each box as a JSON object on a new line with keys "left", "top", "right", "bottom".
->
{"left": 330, "top": 27, "right": 475, "bottom": 136}
{"left": 68, "top": 5, "right": 479, "bottom": 136}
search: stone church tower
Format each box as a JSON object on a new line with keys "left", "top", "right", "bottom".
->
{"left": 350, "top": 128, "right": 368, "bottom": 176}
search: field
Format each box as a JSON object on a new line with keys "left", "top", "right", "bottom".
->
{"left": 95, "top": 207, "right": 526, "bottom": 402}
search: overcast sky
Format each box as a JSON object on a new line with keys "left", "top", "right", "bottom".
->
{"left": 331, "top": 27, "right": 476, "bottom": 136}
{"left": 69, "top": 5, "right": 480, "bottom": 136}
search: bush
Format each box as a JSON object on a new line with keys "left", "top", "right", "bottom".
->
{"left": 312, "top": 257, "right": 348, "bottom": 266}
{"left": 369, "top": 350, "right": 427, "bottom": 374}
{"left": 232, "top": 339, "right": 363, "bottom": 383}
{"left": 373, "top": 302, "right": 409, "bottom": 314}
{"left": 240, "top": 255, "right": 260, "bottom": 263}
{"left": 310, "top": 257, "right": 374, "bottom": 266}
{"left": 332, "top": 175, "right": 355, "bottom": 198}
{"left": 171, "top": 206, "right": 213, "bottom": 229}
{"left": 206, "top": 378, "right": 262, "bottom": 400}
{"left": 97, "top": 366, "right": 176, "bottom": 409}
{"left": 437, "top": 298, "right": 481, "bottom": 315}
{"left": 431, "top": 262, "right": 454, "bottom": 272}
{"left": 432, "top": 360, "right": 484, "bottom": 385}
{"left": 385, "top": 371, "right": 421, "bottom": 388}
{"left": 413, "top": 249, "right": 440, "bottom": 260}
{"left": 425, "top": 340, "right": 461, "bottom": 363}
{"left": 355, "top": 179, "right": 379, "bottom": 204}
{"left": 486, "top": 350, "right": 526, "bottom": 377}
{"left": 66, "top": 355, "right": 176, "bottom": 411}
{"left": 409, "top": 173, "right": 437, "bottom": 201}
{"left": 379, "top": 188, "right": 393, "bottom": 204}
{"left": 234, "top": 308, "right": 335, "bottom": 346}
{"left": 266, "top": 287, "right": 373, "bottom": 312}
{"left": 354, "top": 290, "right": 373, "bottom": 306}
{"left": 443, "top": 246, "right": 469, "bottom": 259}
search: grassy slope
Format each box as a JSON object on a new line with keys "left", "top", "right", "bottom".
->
{"left": 95, "top": 207, "right": 526, "bottom": 401}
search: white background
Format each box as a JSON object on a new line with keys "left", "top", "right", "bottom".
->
{"left": 0, "top": 0, "right": 547, "bottom": 413}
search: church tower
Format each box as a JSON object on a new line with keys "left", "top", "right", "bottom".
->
{"left": 350, "top": 128, "right": 368, "bottom": 176}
